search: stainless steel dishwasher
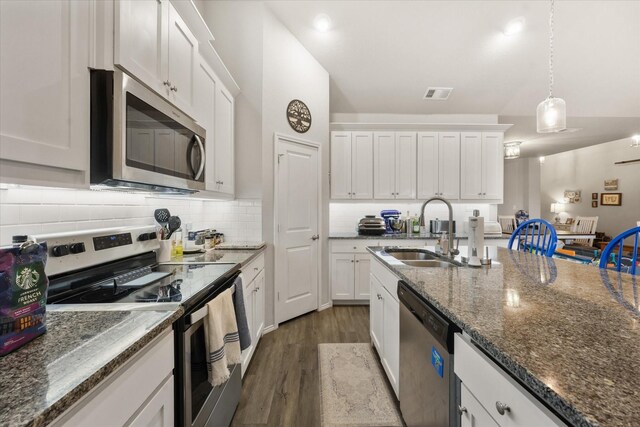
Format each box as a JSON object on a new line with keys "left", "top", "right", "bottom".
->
{"left": 398, "top": 281, "right": 460, "bottom": 427}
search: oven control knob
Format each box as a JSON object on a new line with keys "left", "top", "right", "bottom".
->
{"left": 69, "top": 242, "right": 86, "bottom": 254}
{"left": 138, "top": 232, "right": 157, "bottom": 242}
{"left": 52, "top": 245, "right": 70, "bottom": 257}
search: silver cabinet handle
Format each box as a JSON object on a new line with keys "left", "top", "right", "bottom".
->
{"left": 495, "top": 401, "right": 510, "bottom": 415}
{"left": 351, "top": 260, "right": 354, "bottom": 263}
{"left": 353, "top": 246, "right": 357, "bottom": 249}
{"left": 171, "top": 85, "right": 178, "bottom": 92}
{"left": 377, "top": 293, "right": 382, "bottom": 300}
{"left": 478, "top": 192, "right": 482, "bottom": 195}
{"left": 311, "top": 234, "right": 320, "bottom": 240}
{"left": 356, "top": 260, "right": 359, "bottom": 263}
{"left": 458, "top": 406, "right": 467, "bottom": 415}
{"left": 193, "top": 135, "right": 205, "bottom": 180}
{"left": 254, "top": 267, "right": 259, "bottom": 271}
{"left": 163, "top": 80, "right": 171, "bottom": 87}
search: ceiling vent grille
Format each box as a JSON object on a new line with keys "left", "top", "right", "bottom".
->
{"left": 424, "top": 87, "right": 453, "bottom": 100}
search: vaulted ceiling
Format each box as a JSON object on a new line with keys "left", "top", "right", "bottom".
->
{"left": 266, "top": 0, "right": 640, "bottom": 156}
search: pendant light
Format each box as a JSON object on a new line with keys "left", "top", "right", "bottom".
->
{"left": 504, "top": 141, "right": 522, "bottom": 159}
{"left": 631, "top": 135, "right": 640, "bottom": 148}
{"left": 537, "top": 0, "right": 566, "bottom": 133}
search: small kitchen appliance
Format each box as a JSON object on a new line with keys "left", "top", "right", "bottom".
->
{"left": 467, "top": 210, "right": 485, "bottom": 267}
{"left": 429, "top": 219, "right": 456, "bottom": 235}
{"left": 380, "top": 210, "right": 402, "bottom": 234}
{"left": 40, "top": 226, "right": 242, "bottom": 427}
{"left": 357, "top": 216, "right": 386, "bottom": 236}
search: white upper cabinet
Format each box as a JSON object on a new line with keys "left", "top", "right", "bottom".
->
{"left": 330, "top": 131, "right": 373, "bottom": 200}
{"left": 115, "top": 0, "right": 197, "bottom": 117}
{"left": 351, "top": 132, "right": 374, "bottom": 199}
{"left": 395, "top": 132, "right": 417, "bottom": 199}
{"left": 417, "top": 132, "right": 460, "bottom": 200}
{"left": 373, "top": 132, "right": 415, "bottom": 200}
{"left": 460, "top": 132, "right": 503, "bottom": 202}
{"left": 460, "top": 132, "right": 484, "bottom": 200}
{"left": 330, "top": 132, "right": 352, "bottom": 199}
{"left": 481, "top": 132, "right": 504, "bottom": 201}
{"left": 214, "top": 84, "right": 235, "bottom": 195}
{"left": 194, "top": 58, "right": 217, "bottom": 191}
{"left": 0, "top": 0, "right": 90, "bottom": 188}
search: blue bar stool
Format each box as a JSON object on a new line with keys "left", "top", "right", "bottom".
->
{"left": 599, "top": 226, "right": 640, "bottom": 275}
{"left": 508, "top": 219, "right": 558, "bottom": 257}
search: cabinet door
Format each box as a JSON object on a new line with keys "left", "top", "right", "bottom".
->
{"left": 373, "top": 132, "right": 396, "bottom": 199}
{"left": 351, "top": 132, "right": 374, "bottom": 199}
{"left": 214, "top": 85, "right": 235, "bottom": 195}
{"left": 369, "top": 274, "right": 384, "bottom": 352}
{"left": 253, "top": 270, "right": 265, "bottom": 343}
{"left": 167, "top": 3, "right": 198, "bottom": 114}
{"left": 128, "top": 376, "right": 175, "bottom": 427}
{"left": 460, "top": 132, "right": 483, "bottom": 200}
{"left": 330, "top": 132, "right": 352, "bottom": 199}
{"left": 354, "top": 254, "right": 371, "bottom": 299}
{"left": 382, "top": 286, "right": 400, "bottom": 397}
{"left": 417, "top": 132, "right": 439, "bottom": 198}
{"left": 114, "top": 0, "right": 167, "bottom": 96}
{"left": 243, "top": 279, "right": 255, "bottom": 349}
{"left": 0, "top": 0, "right": 90, "bottom": 177}
{"left": 481, "top": 132, "right": 504, "bottom": 201}
{"left": 395, "top": 132, "right": 417, "bottom": 199}
{"left": 194, "top": 58, "right": 218, "bottom": 191}
{"left": 439, "top": 132, "right": 461, "bottom": 200}
{"left": 460, "top": 384, "right": 500, "bottom": 427}
{"left": 331, "top": 254, "right": 355, "bottom": 300}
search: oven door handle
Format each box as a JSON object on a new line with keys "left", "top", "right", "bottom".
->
{"left": 193, "top": 135, "right": 205, "bottom": 181}
{"left": 187, "top": 283, "right": 235, "bottom": 325}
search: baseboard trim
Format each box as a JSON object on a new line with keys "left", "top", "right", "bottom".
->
{"left": 318, "top": 302, "right": 333, "bottom": 312}
{"left": 262, "top": 324, "right": 278, "bottom": 335}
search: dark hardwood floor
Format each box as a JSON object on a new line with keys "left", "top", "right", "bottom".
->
{"left": 230, "top": 305, "right": 372, "bottom": 427}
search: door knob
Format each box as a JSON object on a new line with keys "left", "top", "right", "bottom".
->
{"left": 311, "top": 234, "right": 320, "bottom": 240}
{"left": 458, "top": 406, "right": 467, "bottom": 415}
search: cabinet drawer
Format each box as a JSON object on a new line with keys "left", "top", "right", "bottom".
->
{"left": 454, "top": 334, "right": 566, "bottom": 427}
{"left": 242, "top": 252, "right": 265, "bottom": 286}
{"left": 370, "top": 258, "right": 399, "bottom": 301}
{"left": 332, "top": 240, "right": 378, "bottom": 253}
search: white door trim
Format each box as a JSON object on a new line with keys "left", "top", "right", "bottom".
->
{"left": 273, "top": 133, "right": 323, "bottom": 325}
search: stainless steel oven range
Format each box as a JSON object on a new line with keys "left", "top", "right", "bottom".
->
{"left": 42, "top": 226, "right": 241, "bottom": 427}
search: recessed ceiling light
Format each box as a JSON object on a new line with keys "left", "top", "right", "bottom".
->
{"left": 631, "top": 134, "right": 640, "bottom": 148}
{"left": 503, "top": 17, "right": 525, "bottom": 36}
{"left": 539, "top": 156, "right": 546, "bottom": 164}
{"left": 313, "top": 14, "right": 332, "bottom": 32}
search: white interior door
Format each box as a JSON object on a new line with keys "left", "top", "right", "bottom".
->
{"left": 276, "top": 136, "right": 320, "bottom": 324}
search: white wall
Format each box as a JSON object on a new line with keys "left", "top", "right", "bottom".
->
{"left": 262, "top": 8, "right": 330, "bottom": 324}
{"left": 0, "top": 187, "right": 261, "bottom": 245}
{"left": 330, "top": 202, "right": 497, "bottom": 234}
{"left": 499, "top": 158, "right": 541, "bottom": 218}
{"left": 540, "top": 137, "right": 640, "bottom": 237}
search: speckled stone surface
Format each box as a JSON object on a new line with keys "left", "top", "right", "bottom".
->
{"left": 165, "top": 246, "right": 264, "bottom": 267}
{"left": 0, "top": 308, "right": 183, "bottom": 427}
{"left": 215, "top": 241, "right": 266, "bottom": 250}
{"left": 329, "top": 232, "right": 508, "bottom": 240}
{"left": 368, "top": 246, "right": 640, "bottom": 427}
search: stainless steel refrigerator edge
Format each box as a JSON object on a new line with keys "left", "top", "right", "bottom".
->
{"left": 399, "top": 281, "right": 460, "bottom": 427}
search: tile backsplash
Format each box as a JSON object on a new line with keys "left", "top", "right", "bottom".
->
{"left": 330, "top": 202, "right": 498, "bottom": 234}
{"left": 0, "top": 188, "right": 262, "bottom": 245}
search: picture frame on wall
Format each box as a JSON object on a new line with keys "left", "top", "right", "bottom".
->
{"left": 600, "top": 193, "right": 622, "bottom": 206}
{"left": 592, "top": 193, "right": 598, "bottom": 200}
{"left": 604, "top": 179, "right": 619, "bottom": 191}
{"left": 592, "top": 201, "right": 598, "bottom": 208}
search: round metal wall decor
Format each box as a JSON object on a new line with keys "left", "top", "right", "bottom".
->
{"left": 286, "top": 99, "right": 312, "bottom": 133}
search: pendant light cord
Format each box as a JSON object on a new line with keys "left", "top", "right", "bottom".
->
{"left": 549, "top": 0, "right": 555, "bottom": 98}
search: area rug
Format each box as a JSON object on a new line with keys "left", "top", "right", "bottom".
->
{"left": 318, "top": 343, "right": 403, "bottom": 427}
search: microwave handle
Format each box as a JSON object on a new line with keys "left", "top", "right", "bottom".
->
{"left": 191, "top": 135, "right": 205, "bottom": 181}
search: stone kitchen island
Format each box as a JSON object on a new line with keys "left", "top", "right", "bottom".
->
{"left": 368, "top": 246, "right": 639, "bottom": 427}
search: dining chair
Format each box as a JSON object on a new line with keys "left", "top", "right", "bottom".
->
{"left": 498, "top": 215, "right": 517, "bottom": 233}
{"left": 599, "top": 226, "right": 640, "bottom": 275}
{"left": 571, "top": 216, "right": 598, "bottom": 246}
{"left": 508, "top": 219, "right": 558, "bottom": 257}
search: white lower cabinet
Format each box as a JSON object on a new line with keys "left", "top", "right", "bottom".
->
{"left": 455, "top": 333, "right": 566, "bottom": 427}
{"left": 52, "top": 329, "right": 174, "bottom": 427}
{"left": 240, "top": 253, "right": 266, "bottom": 377}
{"left": 330, "top": 240, "right": 374, "bottom": 301}
{"left": 370, "top": 257, "right": 400, "bottom": 398}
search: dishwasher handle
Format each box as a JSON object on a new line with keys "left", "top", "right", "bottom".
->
{"left": 398, "top": 280, "right": 457, "bottom": 352}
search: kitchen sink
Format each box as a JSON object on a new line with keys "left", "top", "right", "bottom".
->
{"left": 384, "top": 248, "right": 463, "bottom": 268}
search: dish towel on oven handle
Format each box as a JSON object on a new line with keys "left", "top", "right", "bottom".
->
{"left": 204, "top": 288, "right": 241, "bottom": 386}
{"left": 232, "top": 274, "right": 252, "bottom": 351}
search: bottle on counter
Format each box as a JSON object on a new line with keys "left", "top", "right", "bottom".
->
{"left": 174, "top": 231, "right": 184, "bottom": 257}
{"left": 412, "top": 213, "right": 420, "bottom": 234}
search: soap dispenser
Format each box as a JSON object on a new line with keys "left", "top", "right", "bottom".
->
{"left": 467, "top": 210, "right": 484, "bottom": 267}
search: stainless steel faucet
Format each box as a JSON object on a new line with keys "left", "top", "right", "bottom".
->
{"left": 419, "top": 196, "right": 460, "bottom": 257}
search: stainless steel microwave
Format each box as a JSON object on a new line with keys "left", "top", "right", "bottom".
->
{"left": 91, "top": 69, "right": 206, "bottom": 193}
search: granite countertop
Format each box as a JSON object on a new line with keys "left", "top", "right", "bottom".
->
{"left": 0, "top": 308, "right": 183, "bottom": 427}
{"left": 368, "top": 246, "right": 640, "bottom": 427}
{"left": 215, "top": 241, "right": 266, "bottom": 250}
{"left": 329, "top": 232, "right": 508, "bottom": 240}
{"left": 163, "top": 246, "right": 265, "bottom": 267}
